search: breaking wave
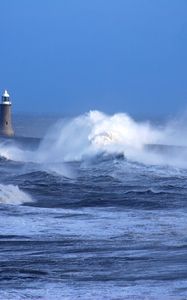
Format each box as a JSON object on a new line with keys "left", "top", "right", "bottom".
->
{"left": 0, "top": 184, "right": 32, "bottom": 205}
{"left": 37, "top": 111, "right": 162, "bottom": 162}
{"left": 0, "top": 110, "right": 187, "bottom": 169}
{"left": 37, "top": 110, "right": 187, "bottom": 168}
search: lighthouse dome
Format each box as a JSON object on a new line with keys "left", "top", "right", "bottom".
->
{"left": 3, "top": 90, "right": 10, "bottom": 98}
{"left": 2, "top": 90, "right": 11, "bottom": 104}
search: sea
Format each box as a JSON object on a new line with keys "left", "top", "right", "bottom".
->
{"left": 0, "top": 111, "right": 187, "bottom": 300}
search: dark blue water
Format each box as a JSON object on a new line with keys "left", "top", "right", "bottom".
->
{"left": 0, "top": 114, "right": 187, "bottom": 299}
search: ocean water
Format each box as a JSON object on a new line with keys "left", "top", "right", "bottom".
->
{"left": 0, "top": 111, "right": 187, "bottom": 300}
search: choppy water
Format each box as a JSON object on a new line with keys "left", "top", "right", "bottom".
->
{"left": 0, "top": 112, "right": 187, "bottom": 300}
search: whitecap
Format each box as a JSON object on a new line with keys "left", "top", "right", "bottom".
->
{"left": 0, "top": 184, "right": 32, "bottom": 205}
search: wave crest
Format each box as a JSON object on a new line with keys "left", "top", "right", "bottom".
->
{"left": 0, "top": 184, "right": 32, "bottom": 205}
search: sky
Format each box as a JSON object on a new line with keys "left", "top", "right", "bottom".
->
{"left": 0, "top": 0, "right": 187, "bottom": 117}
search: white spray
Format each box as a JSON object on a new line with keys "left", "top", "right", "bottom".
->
{"left": 0, "top": 184, "right": 32, "bottom": 205}
{"left": 37, "top": 111, "right": 162, "bottom": 162}
{"left": 0, "top": 110, "right": 187, "bottom": 169}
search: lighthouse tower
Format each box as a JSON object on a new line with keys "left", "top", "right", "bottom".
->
{"left": 0, "top": 90, "right": 14, "bottom": 137}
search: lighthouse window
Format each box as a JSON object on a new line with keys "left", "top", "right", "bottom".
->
{"left": 6, "top": 121, "right": 8, "bottom": 125}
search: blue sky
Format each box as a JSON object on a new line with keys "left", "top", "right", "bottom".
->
{"left": 0, "top": 0, "right": 187, "bottom": 117}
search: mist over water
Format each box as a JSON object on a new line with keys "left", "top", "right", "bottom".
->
{"left": 0, "top": 109, "right": 187, "bottom": 188}
{"left": 37, "top": 111, "right": 162, "bottom": 162}
{"left": 2, "top": 110, "right": 187, "bottom": 168}
{"left": 33, "top": 110, "right": 187, "bottom": 168}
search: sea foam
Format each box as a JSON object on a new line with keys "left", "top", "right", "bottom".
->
{"left": 0, "top": 184, "right": 32, "bottom": 205}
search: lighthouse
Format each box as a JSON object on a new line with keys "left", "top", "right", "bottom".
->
{"left": 0, "top": 90, "right": 14, "bottom": 137}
